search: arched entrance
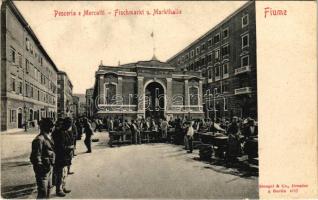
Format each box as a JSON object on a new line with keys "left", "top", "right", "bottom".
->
{"left": 145, "top": 82, "right": 165, "bottom": 120}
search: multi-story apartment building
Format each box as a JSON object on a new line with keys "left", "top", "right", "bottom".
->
{"left": 73, "top": 94, "right": 86, "bottom": 117}
{"left": 57, "top": 71, "right": 73, "bottom": 118}
{"left": 167, "top": 1, "right": 257, "bottom": 120}
{"left": 85, "top": 88, "right": 94, "bottom": 119}
{"left": 71, "top": 95, "right": 79, "bottom": 118}
{"left": 1, "top": 0, "right": 58, "bottom": 131}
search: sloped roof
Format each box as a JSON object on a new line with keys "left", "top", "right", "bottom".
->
{"left": 98, "top": 57, "right": 175, "bottom": 70}
{"left": 136, "top": 59, "right": 174, "bottom": 69}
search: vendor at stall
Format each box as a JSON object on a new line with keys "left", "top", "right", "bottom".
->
{"left": 186, "top": 121, "right": 194, "bottom": 153}
{"left": 226, "top": 116, "right": 241, "bottom": 164}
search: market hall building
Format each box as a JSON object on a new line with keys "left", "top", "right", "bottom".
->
{"left": 92, "top": 58, "right": 204, "bottom": 121}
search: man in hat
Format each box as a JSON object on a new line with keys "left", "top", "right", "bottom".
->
{"left": 30, "top": 118, "right": 55, "bottom": 199}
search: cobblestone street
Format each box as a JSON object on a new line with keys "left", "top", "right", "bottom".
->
{"left": 1, "top": 130, "right": 258, "bottom": 199}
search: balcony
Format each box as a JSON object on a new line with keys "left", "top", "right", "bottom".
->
{"left": 234, "top": 65, "right": 251, "bottom": 75}
{"left": 234, "top": 87, "right": 252, "bottom": 95}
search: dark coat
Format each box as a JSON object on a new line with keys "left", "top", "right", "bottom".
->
{"left": 30, "top": 134, "right": 55, "bottom": 173}
{"left": 52, "top": 128, "right": 68, "bottom": 167}
{"left": 84, "top": 123, "right": 93, "bottom": 136}
{"left": 75, "top": 121, "right": 83, "bottom": 134}
{"left": 64, "top": 127, "right": 76, "bottom": 166}
{"left": 242, "top": 126, "right": 258, "bottom": 138}
{"left": 71, "top": 124, "right": 78, "bottom": 141}
{"left": 227, "top": 122, "right": 239, "bottom": 135}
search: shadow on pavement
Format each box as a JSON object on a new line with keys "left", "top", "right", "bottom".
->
{"left": 1, "top": 160, "right": 32, "bottom": 169}
{"left": 75, "top": 151, "right": 89, "bottom": 155}
{"left": 1, "top": 183, "right": 36, "bottom": 199}
{"left": 193, "top": 157, "right": 258, "bottom": 178}
{"left": 1, "top": 153, "right": 31, "bottom": 162}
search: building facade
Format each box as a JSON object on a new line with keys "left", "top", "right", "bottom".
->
{"left": 85, "top": 88, "right": 94, "bottom": 119}
{"left": 92, "top": 58, "right": 204, "bottom": 121}
{"left": 167, "top": 1, "right": 257, "bottom": 120}
{"left": 1, "top": 0, "right": 58, "bottom": 131}
{"left": 57, "top": 71, "right": 73, "bottom": 118}
{"left": 71, "top": 95, "right": 79, "bottom": 118}
{"left": 73, "top": 94, "right": 86, "bottom": 117}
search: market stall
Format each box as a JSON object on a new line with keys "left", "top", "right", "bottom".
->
{"left": 108, "top": 130, "right": 132, "bottom": 147}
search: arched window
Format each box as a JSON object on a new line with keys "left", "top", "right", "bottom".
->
{"left": 105, "top": 83, "right": 116, "bottom": 104}
{"left": 189, "top": 86, "right": 199, "bottom": 105}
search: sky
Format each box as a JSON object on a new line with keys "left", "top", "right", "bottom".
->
{"left": 14, "top": 1, "right": 247, "bottom": 94}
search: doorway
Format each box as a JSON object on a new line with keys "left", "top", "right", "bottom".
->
{"left": 18, "top": 108, "right": 23, "bottom": 128}
{"left": 145, "top": 82, "right": 165, "bottom": 120}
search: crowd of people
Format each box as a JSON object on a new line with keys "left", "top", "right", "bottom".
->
{"left": 29, "top": 114, "right": 257, "bottom": 199}
{"left": 92, "top": 115, "right": 258, "bottom": 159}
{"left": 93, "top": 116, "right": 170, "bottom": 144}
{"left": 29, "top": 117, "right": 93, "bottom": 199}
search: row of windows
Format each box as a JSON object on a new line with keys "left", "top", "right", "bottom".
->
{"left": 25, "top": 58, "right": 56, "bottom": 93}
{"left": 205, "top": 84, "right": 230, "bottom": 97}
{"left": 25, "top": 37, "right": 43, "bottom": 66}
{"left": 180, "top": 33, "right": 249, "bottom": 68}
{"left": 186, "top": 44, "right": 230, "bottom": 71}
{"left": 9, "top": 108, "right": 54, "bottom": 123}
{"left": 9, "top": 108, "right": 55, "bottom": 123}
{"left": 10, "top": 46, "right": 56, "bottom": 87}
{"left": 177, "top": 28, "right": 229, "bottom": 65}
{"left": 186, "top": 50, "right": 249, "bottom": 76}
{"left": 103, "top": 84, "right": 200, "bottom": 106}
{"left": 207, "top": 63, "right": 230, "bottom": 80}
{"left": 177, "top": 13, "right": 250, "bottom": 65}
{"left": 9, "top": 77, "right": 56, "bottom": 105}
{"left": 205, "top": 55, "right": 249, "bottom": 80}
{"left": 204, "top": 93, "right": 229, "bottom": 110}
{"left": 57, "top": 76, "right": 73, "bottom": 95}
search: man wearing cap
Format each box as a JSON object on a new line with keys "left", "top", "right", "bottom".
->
{"left": 30, "top": 118, "right": 55, "bottom": 199}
